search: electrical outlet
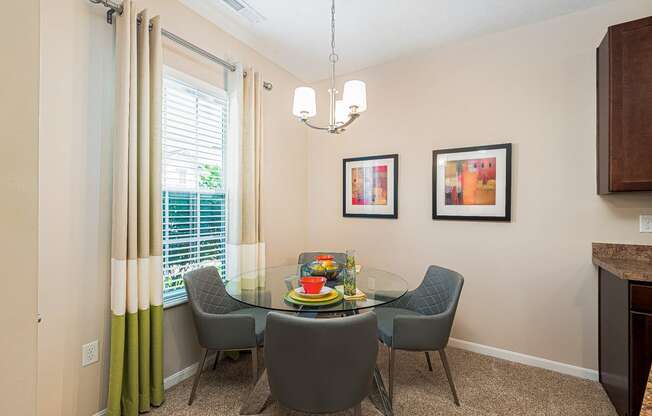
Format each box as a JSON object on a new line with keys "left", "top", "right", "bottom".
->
{"left": 641, "top": 215, "right": 652, "bottom": 233}
{"left": 82, "top": 340, "right": 99, "bottom": 367}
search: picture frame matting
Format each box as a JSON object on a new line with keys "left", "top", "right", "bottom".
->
{"left": 432, "top": 143, "right": 512, "bottom": 222}
{"left": 343, "top": 154, "right": 399, "bottom": 219}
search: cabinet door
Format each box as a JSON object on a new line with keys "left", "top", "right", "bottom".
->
{"left": 609, "top": 17, "right": 652, "bottom": 191}
{"left": 630, "top": 311, "right": 652, "bottom": 416}
{"left": 600, "top": 269, "right": 629, "bottom": 416}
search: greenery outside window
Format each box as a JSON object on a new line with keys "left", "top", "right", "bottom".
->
{"left": 161, "top": 68, "right": 228, "bottom": 306}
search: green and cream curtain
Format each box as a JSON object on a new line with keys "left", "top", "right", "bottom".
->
{"left": 226, "top": 65, "right": 266, "bottom": 289}
{"left": 107, "top": 1, "right": 164, "bottom": 414}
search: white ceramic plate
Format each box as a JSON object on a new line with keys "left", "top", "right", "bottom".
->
{"left": 294, "top": 286, "right": 334, "bottom": 299}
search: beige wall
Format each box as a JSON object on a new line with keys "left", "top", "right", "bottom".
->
{"left": 35, "top": 1, "right": 652, "bottom": 414}
{"left": 306, "top": 0, "right": 652, "bottom": 371}
{"left": 0, "top": 1, "right": 40, "bottom": 415}
{"left": 38, "top": 1, "right": 307, "bottom": 415}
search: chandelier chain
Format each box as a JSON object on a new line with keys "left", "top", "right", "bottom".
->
{"left": 329, "top": 0, "right": 338, "bottom": 63}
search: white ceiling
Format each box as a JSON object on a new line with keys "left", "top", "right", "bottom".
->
{"left": 181, "top": 0, "right": 612, "bottom": 82}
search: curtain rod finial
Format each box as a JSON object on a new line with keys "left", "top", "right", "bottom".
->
{"left": 107, "top": 8, "right": 116, "bottom": 24}
{"left": 244, "top": 71, "right": 273, "bottom": 91}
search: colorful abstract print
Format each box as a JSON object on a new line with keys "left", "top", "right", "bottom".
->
{"left": 352, "top": 165, "right": 388, "bottom": 205}
{"left": 445, "top": 158, "right": 496, "bottom": 205}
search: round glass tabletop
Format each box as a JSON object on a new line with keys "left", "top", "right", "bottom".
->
{"left": 225, "top": 265, "right": 408, "bottom": 313}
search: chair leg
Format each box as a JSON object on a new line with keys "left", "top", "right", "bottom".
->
{"left": 212, "top": 350, "right": 221, "bottom": 371}
{"left": 189, "top": 348, "right": 209, "bottom": 405}
{"left": 251, "top": 347, "right": 259, "bottom": 384}
{"left": 353, "top": 402, "right": 362, "bottom": 416}
{"left": 438, "top": 349, "right": 460, "bottom": 406}
{"left": 388, "top": 347, "right": 396, "bottom": 405}
{"left": 425, "top": 351, "right": 433, "bottom": 372}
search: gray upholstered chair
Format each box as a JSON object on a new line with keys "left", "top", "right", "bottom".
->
{"left": 264, "top": 312, "right": 378, "bottom": 415}
{"left": 297, "top": 251, "right": 347, "bottom": 266}
{"left": 183, "top": 266, "right": 268, "bottom": 405}
{"left": 375, "top": 265, "right": 464, "bottom": 406}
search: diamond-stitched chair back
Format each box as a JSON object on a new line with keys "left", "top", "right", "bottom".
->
{"left": 403, "top": 266, "right": 463, "bottom": 316}
{"left": 183, "top": 266, "right": 244, "bottom": 315}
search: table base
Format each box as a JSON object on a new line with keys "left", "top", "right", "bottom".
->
{"left": 371, "top": 366, "right": 393, "bottom": 415}
{"left": 239, "top": 370, "right": 271, "bottom": 415}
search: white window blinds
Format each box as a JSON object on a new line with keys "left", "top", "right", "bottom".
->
{"left": 161, "top": 70, "right": 228, "bottom": 306}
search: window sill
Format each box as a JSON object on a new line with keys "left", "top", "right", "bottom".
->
{"left": 163, "top": 296, "right": 188, "bottom": 310}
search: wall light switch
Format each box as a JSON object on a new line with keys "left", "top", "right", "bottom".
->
{"left": 640, "top": 215, "right": 652, "bottom": 233}
{"left": 82, "top": 340, "right": 99, "bottom": 367}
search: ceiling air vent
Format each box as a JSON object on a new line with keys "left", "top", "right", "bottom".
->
{"left": 220, "top": 0, "right": 266, "bottom": 24}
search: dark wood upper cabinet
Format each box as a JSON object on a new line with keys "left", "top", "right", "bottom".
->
{"left": 597, "top": 17, "right": 652, "bottom": 194}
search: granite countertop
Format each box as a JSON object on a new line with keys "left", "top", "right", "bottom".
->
{"left": 592, "top": 243, "right": 652, "bottom": 282}
{"left": 642, "top": 367, "right": 652, "bottom": 416}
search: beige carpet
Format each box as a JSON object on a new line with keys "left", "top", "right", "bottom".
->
{"left": 150, "top": 346, "right": 616, "bottom": 416}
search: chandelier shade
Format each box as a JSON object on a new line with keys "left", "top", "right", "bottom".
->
{"left": 292, "top": 87, "right": 317, "bottom": 118}
{"left": 335, "top": 100, "right": 349, "bottom": 125}
{"left": 343, "top": 80, "right": 367, "bottom": 113}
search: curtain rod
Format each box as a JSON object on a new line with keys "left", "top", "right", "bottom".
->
{"left": 89, "top": 0, "right": 273, "bottom": 91}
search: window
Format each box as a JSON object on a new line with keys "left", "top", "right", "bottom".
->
{"left": 161, "top": 69, "right": 228, "bottom": 306}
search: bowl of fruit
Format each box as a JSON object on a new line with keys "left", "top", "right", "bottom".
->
{"left": 302, "top": 255, "right": 344, "bottom": 281}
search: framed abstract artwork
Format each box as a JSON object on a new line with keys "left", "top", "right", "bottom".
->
{"left": 343, "top": 154, "right": 398, "bottom": 219}
{"left": 432, "top": 143, "right": 512, "bottom": 221}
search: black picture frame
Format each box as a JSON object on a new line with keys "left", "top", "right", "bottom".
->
{"left": 432, "top": 143, "right": 512, "bottom": 222}
{"left": 343, "top": 154, "right": 399, "bottom": 219}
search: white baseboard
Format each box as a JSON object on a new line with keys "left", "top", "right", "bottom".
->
{"left": 448, "top": 337, "right": 599, "bottom": 381}
{"left": 164, "top": 361, "right": 200, "bottom": 390}
{"left": 92, "top": 353, "right": 217, "bottom": 416}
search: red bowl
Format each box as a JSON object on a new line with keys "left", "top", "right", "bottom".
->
{"left": 299, "top": 276, "right": 326, "bottom": 294}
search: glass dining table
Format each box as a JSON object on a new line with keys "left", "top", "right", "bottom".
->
{"left": 227, "top": 264, "right": 408, "bottom": 416}
{"left": 225, "top": 264, "right": 408, "bottom": 314}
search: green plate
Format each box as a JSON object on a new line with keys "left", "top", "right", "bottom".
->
{"left": 284, "top": 290, "right": 343, "bottom": 307}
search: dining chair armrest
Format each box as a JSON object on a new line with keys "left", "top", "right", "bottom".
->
{"left": 393, "top": 311, "right": 453, "bottom": 351}
{"left": 192, "top": 310, "right": 256, "bottom": 350}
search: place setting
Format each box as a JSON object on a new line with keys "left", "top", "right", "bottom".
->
{"left": 284, "top": 252, "right": 368, "bottom": 308}
{"left": 284, "top": 276, "right": 343, "bottom": 307}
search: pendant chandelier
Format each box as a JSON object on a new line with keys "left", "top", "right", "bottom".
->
{"left": 292, "top": 0, "right": 367, "bottom": 134}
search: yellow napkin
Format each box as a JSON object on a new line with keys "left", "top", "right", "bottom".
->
{"left": 335, "top": 285, "right": 367, "bottom": 301}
